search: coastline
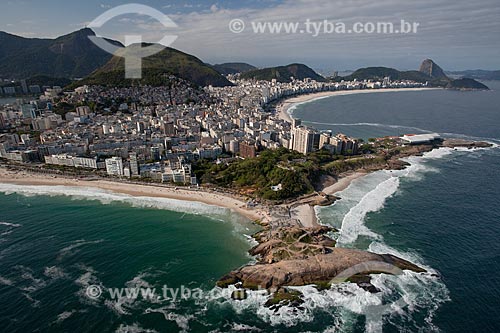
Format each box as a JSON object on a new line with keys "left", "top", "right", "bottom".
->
{"left": 0, "top": 88, "right": 445, "bottom": 231}
{"left": 0, "top": 167, "right": 268, "bottom": 223}
{"left": 276, "top": 87, "right": 440, "bottom": 123}
{"left": 0, "top": 166, "right": 367, "bottom": 230}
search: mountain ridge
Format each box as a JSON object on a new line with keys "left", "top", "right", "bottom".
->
{"left": 76, "top": 43, "right": 233, "bottom": 88}
{"left": 0, "top": 28, "right": 122, "bottom": 79}
{"left": 240, "top": 64, "right": 326, "bottom": 82}
{"left": 339, "top": 59, "right": 489, "bottom": 90}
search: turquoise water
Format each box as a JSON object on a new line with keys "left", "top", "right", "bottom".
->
{"left": 1, "top": 83, "right": 500, "bottom": 332}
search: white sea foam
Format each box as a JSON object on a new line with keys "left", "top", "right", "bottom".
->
{"left": 144, "top": 306, "right": 194, "bottom": 333}
{"left": 0, "top": 275, "right": 14, "bottom": 286}
{"left": 335, "top": 146, "right": 458, "bottom": 246}
{"left": 305, "top": 121, "right": 432, "bottom": 134}
{"left": 0, "top": 221, "right": 22, "bottom": 237}
{"left": 337, "top": 176, "right": 398, "bottom": 246}
{"left": 53, "top": 310, "right": 85, "bottom": 323}
{"left": 44, "top": 266, "right": 68, "bottom": 279}
{"left": 230, "top": 323, "right": 262, "bottom": 331}
{"left": 0, "top": 184, "right": 230, "bottom": 219}
{"left": 115, "top": 323, "right": 158, "bottom": 333}
{"left": 57, "top": 239, "right": 104, "bottom": 261}
{"left": 0, "top": 222, "right": 22, "bottom": 227}
{"left": 75, "top": 265, "right": 103, "bottom": 306}
{"left": 275, "top": 145, "right": 462, "bottom": 330}
{"left": 16, "top": 265, "right": 47, "bottom": 292}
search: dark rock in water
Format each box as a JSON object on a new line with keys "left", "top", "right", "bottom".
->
{"left": 358, "top": 282, "right": 381, "bottom": 293}
{"left": 231, "top": 289, "right": 248, "bottom": 301}
{"left": 264, "top": 288, "right": 304, "bottom": 308}
{"left": 218, "top": 223, "right": 427, "bottom": 308}
{"left": 220, "top": 246, "right": 426, "bottom": 291}
{"left": 348, "top": 274, "right": 381, "bottom": 293}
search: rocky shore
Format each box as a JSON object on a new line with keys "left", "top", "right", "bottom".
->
{"left": 218, "top": 224, "right": 426, "bottom": 306}
{"left": 218, "top": 139, "right": 493, "bottom": 306}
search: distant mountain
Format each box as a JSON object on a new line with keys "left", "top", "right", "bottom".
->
{"left": 77, "top": 44, "right": 232, "bottom": 88}
{"left": 343, "top": 67, "right": 432, "bottom": 83}
{"left": 340, "top": 59, "right": 488, "bottom": 90}
{"left": 446, "top": 78, "right": 490, "bottom": 90}
{"left": 419, "top": 59, "right": 448, "bottom": 79}
{"left": 212, "top": 63, "right": 257, "bottom": 75}
{"left": 240, "top": 64, "right": 326, "bottom": 82}
{"left": 0, "top": 28, "right": 122, "bottom": 79}
{"left": 447, "top": 69, "right": 500, "bottom": 81}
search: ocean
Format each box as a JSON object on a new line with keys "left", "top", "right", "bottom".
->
{"left": 1, "top": 83, "right": 500, "bottom": 332}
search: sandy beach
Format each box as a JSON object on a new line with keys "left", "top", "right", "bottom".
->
{"left": 277, "top": 87, "right": 439, "bottom": 122}
{"left": 0, "top": 166, "right": 368, "bottom": 229}
{"left": 0, "top": 167, "right": 271, "bottom": 223}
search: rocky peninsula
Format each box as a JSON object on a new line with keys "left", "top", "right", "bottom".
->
{"left": 217, "top": 138, "right": 493, "bottom": 305}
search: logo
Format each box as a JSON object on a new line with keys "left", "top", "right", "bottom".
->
{"left": 86, "top": 285, "right": 102, "bottom": 299}
{"left": 87, "top": 3, "right": 178, "bottom": 79}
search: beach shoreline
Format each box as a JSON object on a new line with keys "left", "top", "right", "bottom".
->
{"left": 0, "top": 89, "right": 442, "bottom": 230}
{"left": 0, "top": 167, "right": 269, "bottom": 223}
{"left": 276, "top": 87, "right": 440, "bottom": 123}
{"left": 0, "top": 166, "right": 367, "bottom": 229}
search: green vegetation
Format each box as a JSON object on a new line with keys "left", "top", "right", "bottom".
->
{"left": 195, "top": 148, "right": 323, "bottom": 200}
{"left": 212, "top": 62, "right": 257, "bottom": 75}
{"left": 265, "top": 289, "right": 303, "bottom": 307}
{"left": 241, "top": 63, "right": 326, "bottom": 83}
{"left": 339, "top": 66, "right": 437, "bottom": 84}
{"left": 335, "top": 59, "right": 489, "bottom": 90}
{"left": 77, "top": 44, "right": 232, "bottom": 88}
{"left": 446, "top": 78, "right": 489, "bottom": 90}
{"left": 194, "top": 148, "right": 390, "bottom": 200}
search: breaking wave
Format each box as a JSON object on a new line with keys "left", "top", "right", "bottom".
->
{"left": 0, "top": 184, "right": 230, "bottom": 220}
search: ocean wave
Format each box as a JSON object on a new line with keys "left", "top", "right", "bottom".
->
{"left": 74, "top": 265, "right": 103, "bottom": 306}
{"left": 305, "top": 146, "right": 461, "bottom": 330}
{"left": 144, "top": 306, "right": 194, "bottom": 333}
{"left": 52, "top": 309, "right": 88, "bottom": 324}
{"left": 115, "top": 323, "right": 158, "bottom": 333}
{"left": 368, "top": 241, "right": 450, "bottom": 332}
{"left": 336, "top": 176, "right": 398, "bottom": 246}
{"left": 334, "top": 146, "right": 461, "bottom": 246}
{"left": 0, "top": 221, "right": 22, "bottom": 237}
{"left": 16, "top": 265, "right": 47, "bottom": 293}
{"left": 304, "top": 121, "right": 432, "bottom": 134}
{"left": 0, "top": 184, "right": 230, "bottom": 219}
{"left": 57, "top": 239, "right": 104, "bottom": 261}
{"left": 0, "top": 275, "right": 14, "bottom": 286}
{"left": 44, "top": 266, "right": 69, "bottom": 280}
{"left": 0, "top": 222, "right": 22, "bottom": 227}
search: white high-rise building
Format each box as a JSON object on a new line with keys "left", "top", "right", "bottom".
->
{"left": 105, "top": 157, "right": 124, "bottom": 176}
{"left": 291, "top": 126, "right": 318, "bottom": 155}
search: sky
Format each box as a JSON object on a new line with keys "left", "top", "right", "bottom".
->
{"left": 2, "top": 0, "right": 500, "bottom": 71}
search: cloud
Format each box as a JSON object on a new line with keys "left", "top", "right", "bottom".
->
{"left": 100, "top": 0, "right": 500, "bottom": 69}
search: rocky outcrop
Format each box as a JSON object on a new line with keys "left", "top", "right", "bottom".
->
{"left": 419, "top": 59, "right": 448, "bottom": 79}
{"left": 443, "top": 139, "right": 493, "bottom": 148}
{"left": 446, "top": 78, "right": 489, "bottom": 90}
{"left": 217, "top": 226, "right": 425, "bottom": 293}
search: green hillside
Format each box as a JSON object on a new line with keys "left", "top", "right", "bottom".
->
{"left": 77, "top": 44, "right": 232, "bottom": 88}
{"left": 240, "top": 64, "right": 326, "bottom": 82}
